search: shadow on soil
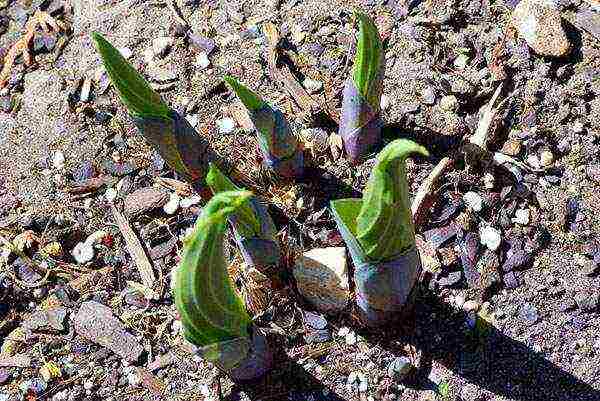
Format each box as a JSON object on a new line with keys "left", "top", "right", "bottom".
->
{"left": 358, "top": 288, "right": 600, "bottom": 401}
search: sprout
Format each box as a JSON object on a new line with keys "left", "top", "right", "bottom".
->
{"left": 339, "top": 13, "right": 385, "bottom": 165}
{"left": 223, "top": 76, "right": 304, "bottom": 178}
{"left": 206, "top": 164, "right": 280, "bottom": 273}
{"left": 92, "top": 32, "right": 212, "bottom": 187}
{"left": 173, "top": 190, "right": 272, "bottom": 380}
{"left": 330, "top": 139, "right": 429, "bottom": 326}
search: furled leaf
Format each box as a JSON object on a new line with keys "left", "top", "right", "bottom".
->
{"left": 352, "top": 13, "right": 383, "bottom": 107}
{"left": 223, "top": 75, "right": 265, "bottom": 112}
{"left": 173, "top": 191, "right": 253, "bottom": 348}
{"left": 206, "top": 163, "right": 261, "bottom": 238}
{"left": 356, "top": 139, "right": 429, "bottom": 261}
{"left": 91, "top": 32, "right": 170, "bottom": 120}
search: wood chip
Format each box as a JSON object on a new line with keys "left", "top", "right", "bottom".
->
{"left": 111, "top": 205, "right": 158, "bottom": 299}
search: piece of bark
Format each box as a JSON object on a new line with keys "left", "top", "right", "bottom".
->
{"left": 124, "top": 187, "right": 169, "bottom": 219}
{"left": 64, "top": 176, "right": 116, "bottom": 195}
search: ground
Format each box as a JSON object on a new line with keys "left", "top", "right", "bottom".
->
{"left": 0, "top": 0, "right": 599, "bottom": 400}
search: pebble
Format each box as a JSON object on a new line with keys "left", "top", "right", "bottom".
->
{"left": 479, "top": 225, "right": 501, "bottom": 251}
{"left": 539, "top": 150, "right": 554, "bottom": 167}
{"left": 216, "top": 117, "right": 236, "bottom": 134}
{"left": 303, "top": 78, "right": 323, "bottom": 94}
{"left": 463, "top": 300, "right": 480, "bottom": 313}
{"left": 453, "top": 53, "right": 470, "bottom": 69}
{"left": 71, "top": 242, "right": 95, "bottom": 264}
{"left": 380, "top": 94, "right": 391, "bottom": 110}
{"left": 196, "top": 52, "right": 210, "bottom": 70}
{"left": 52, "top": 151, "right": 65, "bottom": 170}
{"left": 502, "top": 139, "right": 522, "bottom": 156}
{"left": 463, "top": 191, "right": 483, "bottom": 212}
{"left": 421, "top": 87, "right": 436, "bottom": 105}
{"left": 293, "top": 247, "right": 350, "bottom": 313}
{"left": 387, "top": 357, "right": 413, "bottom": 382}
{"left": 180, "top": 195, "right": 201, "bottom": 208}
{"left": 163, "top": 193, "right": 180, "bottom": 215}
{"left": 124, "top": 187, "right": 169, "bottom": 218}
{"left": 118, "top": 47, "right": 133, "bottom": 60}
{"left": 440, "top": 95, "right": 459, "bottom": 112}
{"left": 483, "top": 172, "right": 495, "bottom": 189}
{"left": 511, "top": 0, "right": 571, "bottom": 57}
{"left": 152, "top": 37, "right": 173, "bottom": 58}
{"left": 574, "top": 290, "right": 599, "bottom": 312}
{"left": 572, "top": 121, "right": 584, "bottom": 134}
{"left": 105, "top": 188, "right": 117, "bottom": 203}
{"left": 519, "top": 303, "right": 540, "bottom": 326}
{"left": 345, "top": 331, "right": 358, "bottom": 345}
{"left": 80, "top": 77, "right": 92, "bottom": 103}
{"left": 513, "top": 208, "right": 530, "bottom": 225}
{"left": 347, "top": 371, "right": 368, "bottom": 393}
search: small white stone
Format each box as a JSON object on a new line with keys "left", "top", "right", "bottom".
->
{"left": 440, "top": 95, "right": 459, "bottom": 112}
{"left": 163, "top": 193, "right": 180, "bottom": 215}
{"left": 483, "top": 172, "right": 495, "bottom": 189}
{"left": 513, "top": 208, "right": 530, "bottom": 225}
{"left": 83, "top": 380, "right": 94, "bottom": 391}
{"left": 345, "top": 331, "right": 358, "bottom": 345}
{"left": 421, "top": 86, "right": 436, "bottom": 105}
{"left": 80, "top": 77, "right": 92, "bottom": 102}
{"left": 463, "top": 300, "right": 480, "bottom": 312}
{"left": 463, "top": 191, "right": 483, "bottom": 212}
{"left": 83, "top": 198, "right": 93, "bottom": 209}
{"left": 180, "top": 195, "right": 201, "bottom": 208}
{"left": 53, "top": 173, "right": 66, "bottom": 186}
{"left": 118, "top": 47, "right": 133, "bottom": 60}
{"left": 380, "top": 94, "right": 391, "bottom": 110}
{"left": 72, "top": 242, "right": 95, "bottom": 264}
{"left": 338, "top": 327, "right": 350, "bottom": 337}
{"left": 454, "top": 294, "right": 466, "bottom": 309}
{"left": 196, "top": 52, "right": 210, "bottom": 70}
{"left": 303, "top": 78, "right": 323, "bottom": 94}
{"left": 539, "top": 150, "right": 554, "bottom": 167}
{"left": 572, "top": 121, "right": 584, "bottom": 134}
{"left": 216, "top": 117, "right": 236, "bottom": 134}
{"left": 127, "top": 371, "right": 141, "bottom": 387}
{"left": 186, "top": 114, "right": 199, "bottom": 128}
{"left": 454, "top": 53, "right": 470, "bottom": 69}
{"left": 105, "top": 188, "right": 117, "bottom": 203}
{"left": 52, "top": 151, "right": 65, "bottom": 169}
{"left": 527, "top": 154, "right": 540, "bottom": 169}
{"left": 152, "top": 37, "right": 173, "bottom": 58}
{"left": 479, "top": 225, "right": 502, "bottom": 251}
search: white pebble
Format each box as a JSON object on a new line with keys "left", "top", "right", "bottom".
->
{"left": 380, "top": 94, "right": 391, "bottom": 110}
{"left": 80, "top": 77, "right": 92, "bottom": 103}
{"left": 479, "top": 225, "right": 502, "bottom": 251}
{"left": 118, "top": 47, "right": 132, "bottom": 60}
{"left": 186, "top": 114, "right": 199, "bottom": 128}
{"left": 303, "top": 78, "right": 323, "bottom": 94}
{"left": 527, "top": 154, "right": 540, "bottom": 170}
{"left": 440, "top": 95, "right": 459, "bottom": 112}
{"left": 83, "top": 380, "right": 94, "bottom": 391}
{"left": 463, "top": 191, "right": 483, "bottom": 212}
{"left": 72, "top": 242, "right": 95, "bottom": 264}
{"left": 337, "top": 327, "right": 350, "bottom": 337}
{"left": 345, "top": 331, "right": 358, "bottom": 345}
{"left": 105, "top": 188, "right": 117, "bottom": 203}
{"left": 539, "top": 150, "right": 554, "bottom": 167}
{"left": 453, "top": 53, "right": 470, "bottom": 69}
{"left": 216, "top": 117, "right": 236, "bottom": 134}
{"left": 196, "top": 52, "right": 211, "bottom": 70}
{"left": 127, "top": 371, "right": 141, "bottom": 387}
{"left": 483, "top": 172, "right": 495, "bottom": 189}
{"left": 52, "top": 151, "right": 65, "bottom": 169}
{"left": 180, "top": 195, "right": 201, "bottom": 208}
{"left": 152, "top": 37, "right": 173, "bottom": 58}
{"left": 513, "top": 208, "right": 530, "bottom": 225}
{"left": 163, "top": 193, "right": 180, "bottom": 215}
{"left": 572, "top": 121, "right": 584, "bottom": 134}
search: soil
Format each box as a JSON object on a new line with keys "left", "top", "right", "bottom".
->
{"left": 0, "top": 0, "right": 599, "bottom": 400}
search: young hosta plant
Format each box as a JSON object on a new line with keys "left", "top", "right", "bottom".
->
{"left": 340, "top": 13, "right": 385, "bottom": 165}
{"left": 206, "top": 163, "right": 280, "bottom": 274}
{"left": 173, "top": 190, "right": 273, "bottom": 381}
{"left": 92, "top": 32, "right": 213, "bottom": 190}
{"left": 330, "top": 139, "right": 428, "bottom": 326}
{"left": 223, "top": 76, "right": 304, "bottom": 178}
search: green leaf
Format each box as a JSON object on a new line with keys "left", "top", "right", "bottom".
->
{"left": 356, "top": 139, "right": 429, "bottom": 261}
{"left": 173, "top": 191, "right": 253, "bottom": 348}
{"left": 223, "top": 75, "right": 265, "bottom": 112}
{"left": 205, "top": 163, "right": 262, "bottom": 238}
{"left": 352, "top": 13, "right": 383, "bottom": 107}
{"left": 91, "top": 32, "right": 170, "bottom": 119}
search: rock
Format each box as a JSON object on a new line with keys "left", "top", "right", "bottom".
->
{"left": 454, "top": 53, "right": 470, "bottom": 69}
{"left": 519, "top": 303, "right": 539, "bottom": 326}
{"left": 574, "top": 290, "right": 599, "bottom": 312}
{"left": 52, "top": 151, "right": 65, "bottom": 170}
{"left": 71, "top": 241, "right": 95, "bottom": 264}
{"left": 0, "top": 354, "right": 31, "bottom": 368}
{"left": 479, "top": 225, "right": 501, "bottom": 251}
{"left": 124, "top": 187, "right": 169, "bottom": 219}
{"left": 152, "top": 37, "right": 173, "bottom": 58}
{"left": 196, "top": 52, "right": 210, "bottom": 70}
{"left": 293, "top": 247, "right": 350, "bottom": 313}
{"left": 463, "top": 191, "right": 483, "bottom": 212}
{"left": 105, "top": 188, "right": 118, "bottom": 203}
{"left": 502, "top": 139, "right": 522, "bottom": 156}
{"left": 74, "top": 301, "right": 143, "bottom": 362}
{"left": 513, "top": 208, "right": 530, "bottom": 225}
{"left": 437, "top": 271, "right": 462, "bottom": 288}
{"left": 22, "top": 307, "right": 67, "bottom": 332}
{"left": 180, "top": 195, "right": 201, "bottom": 208}
{"left": 346, "top": 371, "right": 368, "bottom": 393}
{"left": 539, "top": 150, "right": 554, "bottom": 167}
{"left": 163, "top": 193, "right": 180, "bottom": 215}
{"left": 421, "top": 87, "right": 436, "bottom": 105}
{"left": 216, "top": 117, "right": 236, "bottom": 134}
{"left": 440, "top": 95, "right": 459, "bottom": 112}
{"left": 511, "top": 0, "right": 571, "bottom": 57}
{"left": 303, "top": 78, "right": 323, "bottom": 94}
{"left": 80, "top": 77, "right": 92, "bottom": 103}
{"left": 380, "top": 94, "right": 391, "bottom": 110}
{"left": 387, "top": 357, "right": 413, "bottom": 382}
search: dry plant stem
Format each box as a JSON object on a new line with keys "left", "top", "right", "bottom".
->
{"left": 469, "top": 83, "right": 505, "bottom": 149}
{"left": 411, "top": 156, "right": 454, "bottom": 226}
{"left": 111, "top": 205, "right": 158, "bottom": 299}
{"left": 165, "top": 0, "right": 189, "bottom": 29}
{"left": 0, "top": 10, "right": 66, "bottom": 88}
{"left": 0, "top": 233, "right": 51, "bottom": 288}
{"left": 263, "top": 23, "right": 340, "bottom": 124}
